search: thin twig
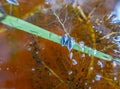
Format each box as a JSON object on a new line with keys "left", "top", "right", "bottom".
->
{"left": 101, "top": 44, "right": 115, "bottom": 52}
{"left": 42, "top": 61, "right": 65, "bottom": 83}
{"left": 53, "top": 82, "right": 63, "bottom": 89}
{"left": 88, "top": 2, "right": 103, "bottom": 18}
{"left": 72, "top": 0, "right": 87, "bottom": 20}
{"left": 53, "top": 11, "right": 68, "bottom": 34}
{"left": 77, "top": 6, "right": 87, "bottom": 20}
{"left": 100, "top": 32, "right": 118, "bottom": 40}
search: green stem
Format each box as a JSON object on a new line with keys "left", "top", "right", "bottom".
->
{"left": 0, "top": 13, "right": 115, "bottom": 62}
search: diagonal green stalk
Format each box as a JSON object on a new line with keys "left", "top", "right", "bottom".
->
{"left": 0, "top": 13, "right": 118, "bottom": 62}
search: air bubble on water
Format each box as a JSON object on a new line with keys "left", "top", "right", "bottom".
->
{"left": 68, "top": 70, "right": 72, "bottom": 75}
{"left": 48, "top": 72, "right": 52, "bottom": 76}
{"left": 95, "top": 29, "right": 98, "bottom": 32}
{"left": 6, "top": 67, "right": 9, "bottom": 70}
{"left": 114, "top": 77, "right": 117, "bottom": 81}
{"left": 89, "top": 87, "right": 92, "bottom": 89}
{"left": 112, "top": 61, "right": 117, "bottom": 67}
{"left": 99, "top": 31, "right": 102, "bottom": 34}
{"left": 97, "top": 61, "right": 104, "bottom": 68}
{"left": 95, "top": 74, "right": 101, "bottom": 81}
{"left": 94, "top": 49, "right": 97, "bottom": 55}
{"left": 32, "top": 68, "right": 35, "bottom": 71}
{"left": 105, "top": 36, "right": 110, "bottom": 39}
{"left": 114, "top": 49, "right": 118, "bottom": 53}
{"left": 45, "top": 0, "right": 50, "bottom": 4}
{"left": 89, "top": 48, "right": 92, "bottom": 51}
{"left": 90, "top": 67, "right": 94, "bottom": 70}
{"left": 79, "top": 41, "right": 84, "bottom": 46}
{"left": 88, "top": 54, "right": 91, "bottom": 57}
{"left": 81, "top": 47, "right": 84, "bottom": 52}
{"left": 29, "top": 41, "right": 33, "bottom": 45}
{"left": 69, "top": 52, "right": 73, "bottom": 59}
{"left": 113, "top": 49, "right": 120, "bottom": 53}
{"left": 92, "top": 25, "right": 95, "bottom": 28}
{"left": 88, "top": 48, "right": 92, "bottom": 56}
{"left": 85, "top": 82, "right": 88, "bottom": 85}
{"left": 92, "top": 80, "right": 95, "bottom": 83}
{"left": 79, "top": 41, "right": 85, "bottom": 52}
{"left": 36, "top": 51, "right": 39, "bottom": 54}
{"left": 81, "top": 54, "right": 85, "bottom": 57}
{"left": 42, "top": 47, "right": 45, "bottom": 50}
{"left": 100, "top": 20, "right": 103, "bottom": 23}
{"left": 72, "top": 59, "right": 77, "bottom": 65}
{"left": 27, "top": 47, "right": 32, "bottom": 51}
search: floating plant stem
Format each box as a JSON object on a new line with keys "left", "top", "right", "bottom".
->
{"left": 0, "top": 12, "right": 119, "bottom": 63}
{"left": 100, "top": 32, "right": 118, "bottom": 40}
{"left": 74, "top": 43, "right": 112, "bottom": 61}
{"left": 42, "top": 61, "right": 64, "bottom": 83}
{"left": 0, "top": 12, "right": 62, "bottom": 44}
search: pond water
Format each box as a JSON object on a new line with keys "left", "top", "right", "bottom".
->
{"left": 0, "top": 0, "right": 120, "bottom": 89}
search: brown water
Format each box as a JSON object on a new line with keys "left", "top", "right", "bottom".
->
{"left": 0, "top": 0, "right": 120, "bottom": 89}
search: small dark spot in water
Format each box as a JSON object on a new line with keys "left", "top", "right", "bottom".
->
{"left": 82, "top": 68, "right": 85, "bottom": 72}
{"left": 96, "top": 40, "right": 101, "bottom": 43}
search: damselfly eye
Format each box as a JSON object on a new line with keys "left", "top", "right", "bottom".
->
{"left": 6, "top": 0, "right": 19, "bottom": 5}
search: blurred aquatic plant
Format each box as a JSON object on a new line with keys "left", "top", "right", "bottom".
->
{"left": 0, "top": 6, "right": 6, "bottom": 21}
{"left": 108, "top": 0, "right": 120, "bottom": 24}
{"left": 0, "top": 11, "right": 120, "bottom": 64}
{"left": 113, "top": 34, "right": 120, "bottom": 47}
